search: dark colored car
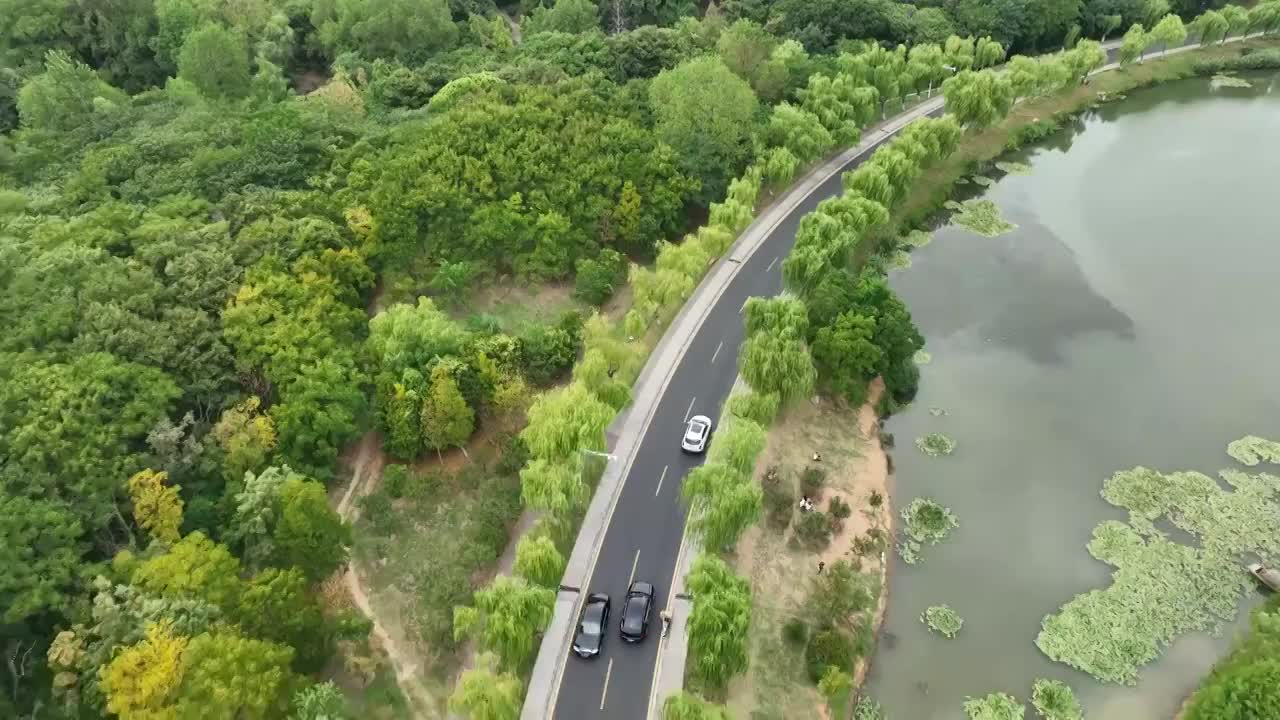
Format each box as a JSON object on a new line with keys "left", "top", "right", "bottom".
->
{"left": 572, "top": 593, "right": 610, "bottom": 658}
{"left": 619, "top": 581, "right": 654, "bottom": 642}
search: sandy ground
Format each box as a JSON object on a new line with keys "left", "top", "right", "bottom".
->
{"left": 726, "top": 379, "right": 893, "bottom": 719}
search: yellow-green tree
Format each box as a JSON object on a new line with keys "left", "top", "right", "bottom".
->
{"left": 127, "top": 470, "right": 184, "bottom": 545}
{"left": 100, "top": 622, "right": 188, "bottom": 719}
{"left": 211, "top": 397, "right": 278, "bottom": 482}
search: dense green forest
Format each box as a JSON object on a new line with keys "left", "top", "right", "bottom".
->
{"left": 3, "top": 0, "right": 1277, "bottom": 717}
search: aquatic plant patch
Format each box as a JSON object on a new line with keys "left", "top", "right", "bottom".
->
{"left": 887, "top": 250, "right": 913, "bottom": 269}
{"left": 916, "top": 433, "right": 956, "bottom": 457}
{"left": 946, "top": 199, "right": 1017, "bottom": 238}
{"left": 913, "top": 349, "right": 932, "bottom": 365}
{"left": 970, "top": 175, "right": 995, "bottom": 186}
{"left": 1226, "top": 435, "right": 1280, "bottom": 466}
{"left": 922, "top": 604, "right": 964, "bottom": 638}
{"left": 902, "top": 229, "right": 933, "bottom": 248}
{"left": 928, "top": 407, "right": 947, "bottom": 417}
{"left": 1210, "top": 73, "right": 1252, "bottom": 88}
{"left": 898, "top": 498, "right": 958, "bottom": 564}
{"left": 1036, "top": 458, "right": 1280, "bottom": 684}
{"left": 995, "top": 161, "right": 1032, "bottom": 175}
{"left": 1030, "top": 679, "right": 1081, "bottom": 720}
{"left": 963, "top": 692, "right": 1024, "bottom": 720}
{"left": 853, "top": 696, "right": 885, "bottom": 720}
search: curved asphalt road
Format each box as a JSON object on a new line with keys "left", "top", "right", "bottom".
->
{"left": 551, "top": 38, "right": 1156, "bottom": 720}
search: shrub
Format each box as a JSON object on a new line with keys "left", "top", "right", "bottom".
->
{"left": 519, "top": 324, "right": 578, "bottom": 385}
{"left": 853, "top": 697, "right": 885, "bottom": 720}
{"left": 573, "top": 249, "right": 628, "bottom": 305}
{"left": 807, "top": 560, "right": 873, "bottom": 627}
{"left": 382, "top": 464, "right": 411, "bottom": 499}
{"left": 800, "top": 466, "right": 826, "bottom": 499}
{"left": 762, "top": 472, "right": 794, "bottom": 531}
{"left": 868, "top": 491, "right": 884, "bottom": 509}
{"left": 829, "top": 496, "right": 852, "bottom": 520}
{"left": 793, "top": 510, "right": 833, "bottom": 550}
{"left": 805, "top": 628, "right": 854, "bottom": 683}
{"left": 851, "top": 618, "right": 876, "bottom": 657}
{"left": 358, "top": 492, "right": 396, "bottom": 534}
{"left": 728, "top": 390, "right": 781, "bottom": 426}
{"left": 852, "top": 531, "right": 884, "bottom": 557}
{"left": 495, "top": 433, "right": 530, "bottom": 476}
{"left": 782, "top": 618, "right": 809, "bottom": 647}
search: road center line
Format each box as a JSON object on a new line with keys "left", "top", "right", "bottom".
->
{"left": 683, "top": 397, "right": 696, "bottom": 423}
{"left": 655, "top": 465, "right": 669, "bottom": 497}
{"left": 599, "top": 658, "right": 613, "bottom": 710}
{"left": 765, "top": 255, "right": 779, "bottom": 271}
{"left": 710, "top": 341, "right": 724, "bottom": 364}
{"left": 628, "top": 549, "right": 641, "bottom": 587}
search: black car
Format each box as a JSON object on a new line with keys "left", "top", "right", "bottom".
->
{"left": 619, "top": 581, "right": 654, "bottom": 642}
{"left": 572, "top": 593, "right": 610, "bottom": 658}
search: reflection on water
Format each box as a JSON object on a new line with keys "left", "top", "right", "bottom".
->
{"left": 868, "top": 70, "right": 1280, "bottom": 720}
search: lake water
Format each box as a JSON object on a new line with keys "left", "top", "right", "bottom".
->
{"left": 868, "top": 71, "right": 1280, "bottom": 719}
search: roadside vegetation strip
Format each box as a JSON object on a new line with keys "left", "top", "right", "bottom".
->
{"left": 1036, "top": 448, "right": 1280, "bottom": 685}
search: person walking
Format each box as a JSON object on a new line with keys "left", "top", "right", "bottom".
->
{"left": 817, "top": 561, "right": 825, "bottom": 574}
{"left": 660, "top": 608, "right": 673, "bottom": 638}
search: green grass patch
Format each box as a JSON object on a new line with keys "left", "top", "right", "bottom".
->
{"left": 353, "top": 458, "right": 523, "bottom": 682}
{"left": 1036, "top": 457, "right": 1280, "bottom": 684}
{"left": 915, "top": 432, "right": 956, "bottom": 457}
{"left": 945, "top": 199, "right": 1017, "bottom": 238}
{"left": 921, "top": 604, "right": 964, "bottom": 638}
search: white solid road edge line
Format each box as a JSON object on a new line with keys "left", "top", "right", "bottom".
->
{"left": 644, "top": 511, "right": 697, "bottom": 720}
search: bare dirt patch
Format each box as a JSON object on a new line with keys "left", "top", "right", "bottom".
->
{"left": 726, "top": 380, "right": 893, "bottom": 720}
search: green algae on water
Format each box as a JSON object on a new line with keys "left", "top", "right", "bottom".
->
{"left": 1031, "top": 679, "right": 1082, "bottom": 720}
{"left": 1211, "top": 73, "right": 1252, "bottom": 89}
{"left": 946, "top": 199, "right": 1017, "bottom": 238}
{"left": 898, "top": 497, "right": 959, "bottom": 565}
{"left": 916, "top": 432, "right": 956, "bottom": 457}
{"left": 1036, "top": 456, "right": 1280, "bottom": 685}
{"left": 902, "top": 229, "right": 933, "bottom": 248}
{"left": 970, "top": 175, "right": 994, "bottom": 186}
{"left": 962, "top": 692, "right": 1023, "bottom": 720}
{"left": 1227, "top": 435, "right": 1280, "bottom": 466}
{"left": 887, "top": 250, "right": 913, "bottom": 269}
{"left": 995, "top": 161, "right": 1032, "bottom": 175}
{"left": 922, "top": 604, "right": 964, "bottom": 638}
{"left": 913, "top": 350, "right": 932, "bottom": 365}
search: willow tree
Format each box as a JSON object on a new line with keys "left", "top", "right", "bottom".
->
{"left": 942, "top": 69, "right": 1013, "bottom": 128}
{"left": 1190, "top": 10, "right": 1229, "bottom": 46}
{"left": 1222, "top": 5, "right": 1251, "bottom": 39}
{"left": 974, "top": 36, "right": 1006, "bottom": 69}
{"left": 1150, "top": 14, "right": 1188, "bottom": 54}
{"left": 454, "top": 576, "right": 555, "bottom": 671}
{"left": 1100, "top": 14, "right": 1124, "bottom": 41}
{"left": 1119, "top": 24, "right": 1151, "bottom": 65}
{"left": 739, "top": 331, "right": 817, "bottom": 406}
{"left": 685, "top": 556, "right": 751, "bottom": 689}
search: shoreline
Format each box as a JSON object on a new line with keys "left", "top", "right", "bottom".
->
{"left": 849, "top": 382, "right": 895, "bottom": 700}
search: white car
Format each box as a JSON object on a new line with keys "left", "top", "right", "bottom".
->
{"left": 681, "top": 415, "right": 712, "bottom": 453}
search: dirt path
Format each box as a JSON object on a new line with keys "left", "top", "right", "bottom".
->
{"left": 336, "top": 431, "right": 438, "bottom": 719}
